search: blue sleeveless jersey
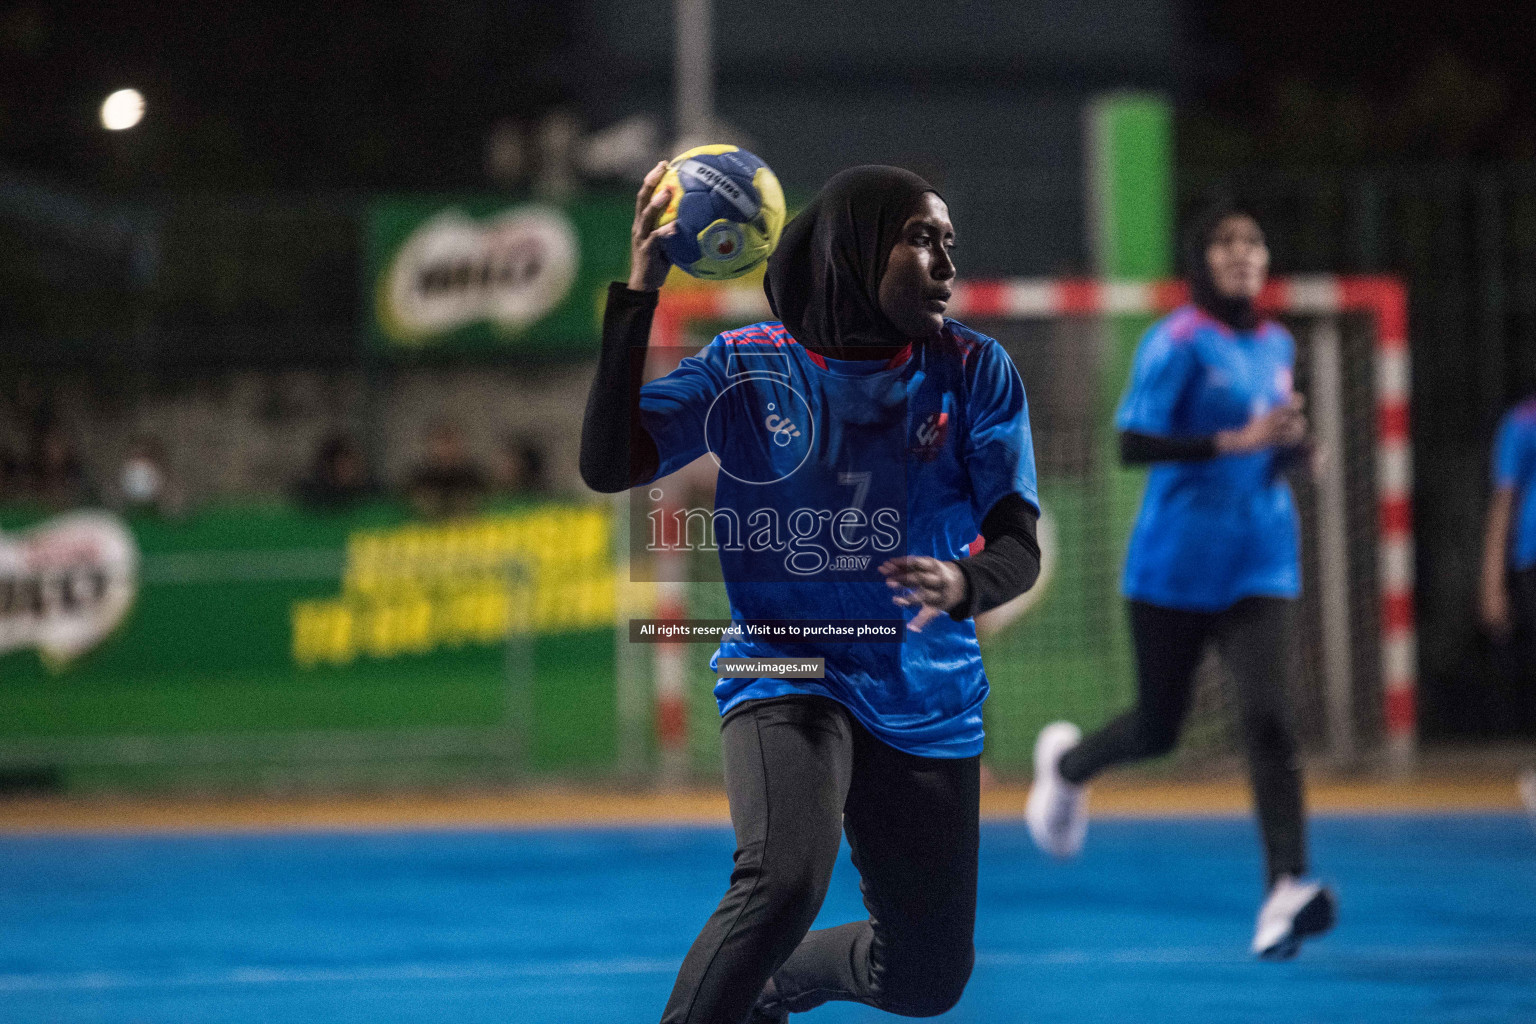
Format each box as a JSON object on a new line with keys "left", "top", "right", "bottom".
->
{"left": 638, "top": 319, "right": 1037, "bottom": 757}
{"left": 1492, "top": 398, "right": 1536, "bottom": 570}
{"left": 1117, "top": 305, "right": 1301, "bottom": 612}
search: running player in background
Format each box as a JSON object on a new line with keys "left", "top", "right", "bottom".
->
{"left": 1480, "top": 398, "right": 1536, "bottom": 818}
{"left": 1480, "top": 399, "right": 1536, "bottom": 714}
{"left": 581, "top": 163, "right": 1042, "bottom": 1022}
{"left": 1025, "top": 202, "right": 1338, "bottom": 960}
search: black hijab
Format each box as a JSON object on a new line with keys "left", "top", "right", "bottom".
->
{"left": 1184, "top": 199, "right": 1263, "bottom": 332}
{"left": 765, "top": 165, "right": 940, "bottom": 361}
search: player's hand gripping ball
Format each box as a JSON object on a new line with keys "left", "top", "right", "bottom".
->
{"left": 656, "top": 145, "right": 786, "bottom": 280}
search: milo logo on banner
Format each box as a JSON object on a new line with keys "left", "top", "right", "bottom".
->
{"left": 0, "top": 511, "right": 139, "bottom": 667}
{"left": 378, "top": 205, "right": 580, "bottom": 346}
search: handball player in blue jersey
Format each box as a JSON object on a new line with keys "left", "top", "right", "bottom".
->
{"left": 1480, "top": 399, "right": 1536, "bottom": 721}
{"left": 1481, "top": 399, "right": 1536, "bottom": 813}
{"left": 1025, "top": 203, "right": 1337, "bottom": 959}
{"left": 581, "top": 163, "right": 1041, "bottom": 1022}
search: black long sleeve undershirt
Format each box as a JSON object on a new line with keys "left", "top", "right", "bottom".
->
{"left": 1120, "top": 429, "right": 1311, "bottom": 471}
{"left": 580, "top": 283, "right": 1042, "bottom": 620}
{"left": 1119, "top": 429, "right": 1219, "bottom": 464}
{"left": 579, "top": 283, "right": 661, "bottom": 492}
{"left": 948, "top": 493, "right": 1042, "bottom": 620}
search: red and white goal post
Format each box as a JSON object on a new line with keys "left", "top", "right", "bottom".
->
{"left": 626, "top": 276, "right": 1414, "bottom": 777}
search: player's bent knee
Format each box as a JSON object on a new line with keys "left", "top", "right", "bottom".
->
{"left": 878, "top": 942, "right": 974, "bottom": 1017}
{"left": 882, "top": 975, "right": 971, "bottom": 1016}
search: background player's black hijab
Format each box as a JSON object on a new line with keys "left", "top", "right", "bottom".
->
{"left": 1184, "top": 199, "right": 1264, "bottom": 332}
{"left": 765, "top": 165, "right": 940, "bottom": 360}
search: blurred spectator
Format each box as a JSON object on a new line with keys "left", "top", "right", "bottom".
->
{"left": 492, "top": 434, "right": 551, "bottom": 497}
{"left": 406, "top": 420, "right": 487, "bottom": 518}
{"left": 295, "top": 433, "right": 380, "bottom": 509}
{"left": 27, "top": 422, "right": 92, "bottom": 509}
{"left": 113, "top": 436, "right": 184, "bottom": 517}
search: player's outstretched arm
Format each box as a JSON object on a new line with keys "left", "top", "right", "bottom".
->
{"left": 579, "top": 163, "right": 681, "bottom": 492}
{"left": 1120, "top": 430, "right": 1219, "bottom": 463}
{"left": 1120, "top": 394, "right": 1308, "bottom": 465}
{"left": 1481, "top": 486, "right": 1515, "bottom": 637}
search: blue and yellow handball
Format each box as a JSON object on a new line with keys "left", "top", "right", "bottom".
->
{"left": 657, "top": 145, "right": 785, "bottom": 280}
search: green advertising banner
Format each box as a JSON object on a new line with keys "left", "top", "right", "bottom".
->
{"left": 365, "top": 195, "right": 633, "bottom": 357}
{"left": 0, "top": 501, "right": 625, "bottom": 788}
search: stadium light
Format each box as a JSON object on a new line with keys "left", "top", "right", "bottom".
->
{"left": 100, "top": 89, "right": 145, "bottom": 131}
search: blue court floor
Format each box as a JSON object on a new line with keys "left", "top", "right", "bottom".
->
{"left": 2, "top": 814, "right": 1533, "bottom": 1023}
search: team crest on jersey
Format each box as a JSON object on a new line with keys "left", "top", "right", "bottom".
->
{"left": 911, "top": 411, "right": 949, "bottom": 461}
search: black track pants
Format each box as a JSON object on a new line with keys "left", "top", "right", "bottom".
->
{"left": 659, "top": 695, "right": 979, "bottom": 1024}
{"left": 1058, "top": 597, "right": 1307, "bottom": 886}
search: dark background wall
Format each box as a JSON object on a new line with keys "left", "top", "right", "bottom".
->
{"left": 581, "top": 0, "right": 1182, "bottom": 274}
{"left": 0, "top": 0, "right": 1188, "bottom": 363}
{"left": 2, "top": 0, "right": 1536, "bottom": 737}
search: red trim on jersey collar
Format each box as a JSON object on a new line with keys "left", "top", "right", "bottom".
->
{"left": 720, "top": 322, "right": 913, "bottom": 371}
{"left": 801, "top": 341, "right": 911, "bottom": 372}
{"left": 798, "top": 337, "right": 903, "bottom": 369}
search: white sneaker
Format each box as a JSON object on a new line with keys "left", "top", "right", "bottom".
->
{"left": 1025, "top": 721, "right": 1088, "bottom": 859}
{"left": 1252, "top": 875, "right": 1336, "bottom": 960}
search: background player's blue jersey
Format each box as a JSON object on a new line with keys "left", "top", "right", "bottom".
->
{"left": 1492, "top": 398, "right": 1536, "bottom": 570}
{"left": 1116, "top": 305, "right": 1301, "bottom": 612}
{"left": 638, "top": 320, "right": 1037, "bottom": 758}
